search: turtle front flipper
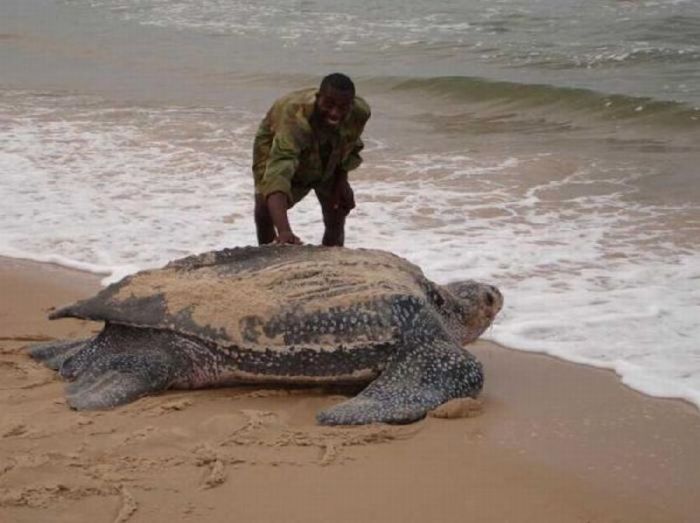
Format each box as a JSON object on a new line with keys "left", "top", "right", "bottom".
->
{"left": 316, "top": 335, "right": 484, "bottom": 426}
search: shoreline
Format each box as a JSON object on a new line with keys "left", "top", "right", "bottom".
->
{"left": 1, "top": 256, "right": 699, "bottom": 522}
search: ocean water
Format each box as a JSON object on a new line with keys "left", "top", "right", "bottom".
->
{"left": 1, "top": 0, "right": 699, "bottom": 407}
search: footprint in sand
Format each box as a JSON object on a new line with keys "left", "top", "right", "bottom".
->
{"left": 2, "top": 423, "right": 28, "bottom": 438}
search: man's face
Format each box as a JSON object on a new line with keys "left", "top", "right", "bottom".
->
{"left": 314, "top": 88, "right": 354, "bottom": 129}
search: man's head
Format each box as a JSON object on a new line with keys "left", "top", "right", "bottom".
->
{"left": 314, "top": 73, "right": 355, "bottom": 129}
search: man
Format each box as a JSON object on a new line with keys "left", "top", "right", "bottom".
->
{"left": 252, "top": 73, "right": 370, "bottom": 246}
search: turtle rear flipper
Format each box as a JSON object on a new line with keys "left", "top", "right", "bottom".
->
{"left": 29, "top": 338, "right": 93, "bottom": 371}
{"left": 66, "top": 349, "right": 179, "bottom": 410}
{"left": 316, "top": 337, "right": 483, "bottom": 425}
{"left": 60, "top": 324, "right": 190, "bottom": 410}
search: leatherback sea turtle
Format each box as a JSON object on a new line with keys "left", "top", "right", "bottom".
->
{"left": 30, "top": 246, "right": 502, "bottom": 425}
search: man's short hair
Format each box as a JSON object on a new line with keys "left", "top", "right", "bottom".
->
{"left": 319, "top": 73, "right": 355, "bottom": 96}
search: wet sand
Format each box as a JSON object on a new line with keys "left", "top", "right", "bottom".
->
{"left": 1, "top": 256, "right": 699, "bottom": 523}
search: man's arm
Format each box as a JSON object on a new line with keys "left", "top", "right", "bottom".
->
{"left": 340, "top": 97, "right": 370, "bottom": 173}
{"left": 333, "top": 102, "right": 370, "bottom": 211}
{"left": 258, "top": 123, "right": 309, "bottom": 243}
{"left": 266, "top": 192, "right": 302, "bottom": 244}
{"left": 331, "top": 132, "right": 367, "bottom": 213}
{"left": 340, "top": 136, "right": 365, "bottom": 173}
{"left": 328, "top": 168, "right": 355, "bottom": 214}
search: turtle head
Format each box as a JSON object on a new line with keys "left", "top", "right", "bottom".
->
{"left": 445, "top": 281, "right": 503, "bottom": 344}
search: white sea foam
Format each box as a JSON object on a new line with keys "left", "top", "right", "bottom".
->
{"left": 1, "top": 90, "right": 699, "bottom": 410}
{"left": 0, "top": 92, "right": 260, "bottom": 281}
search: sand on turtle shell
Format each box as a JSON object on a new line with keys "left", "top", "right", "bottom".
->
{"left": 112, "top": 247, "right": 429, "bottom": 347}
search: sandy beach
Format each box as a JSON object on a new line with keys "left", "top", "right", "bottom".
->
{"left": 0, "top": 256, "right": 698, "bottom": 523}
{"left": 3, "top": 0, "right": 700, "bottom": 521}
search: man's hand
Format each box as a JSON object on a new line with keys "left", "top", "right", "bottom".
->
{"left": 330, "top": 173, "right": 355, "bottom": 216}
{"left": 274, "top": 230, "right": 303, "bottom": 245}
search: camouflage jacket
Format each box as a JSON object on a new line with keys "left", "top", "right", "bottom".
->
{"left": 252, "top": 88, "right": 371, "bottom": 203}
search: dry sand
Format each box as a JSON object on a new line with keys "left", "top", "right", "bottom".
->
{"left": 1, "top": 256, "right": 699, "bottom": 523}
